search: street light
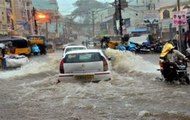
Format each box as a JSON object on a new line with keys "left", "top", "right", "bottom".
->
{"left": 35, "top": 13, "right": 50, "bottom": 22}
{"left": 37, "top": 14, "right": 46, "bottom": 19}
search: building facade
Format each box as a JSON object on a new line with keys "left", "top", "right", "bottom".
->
{"left": 95, "top": 0, "right": 161, "bottom": 36}
{"left": 32, "top": 0, "right": 62, "bottom": 39}
{"left": 159, "top": 1, "right": 190, "bottom": 40}
{"left": 0, "top": 0, "right": 34, "bottom": 36}
{"left": 13, "top": 0, "right": 34, "bottom": 35}
{"left": 0, "top": 0, "right": 7, "bottom": 35}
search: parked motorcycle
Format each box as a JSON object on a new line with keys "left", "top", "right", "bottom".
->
{"left": 159, "top": 60, "right": 190, "bottom": 84}
{"left": 133, "top": 42, "right": 152, "bottom": 53}
{"left": 152, "top": 42, "right": 164, "bottom": 53}
{"left": 126, "top": 42, "right": 137, "bottom": 52}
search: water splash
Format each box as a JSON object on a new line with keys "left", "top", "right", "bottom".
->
{"left": 105, "top": 48, "right": 159, "bottom": 74}
{"left": 0, "top": 58, "right": 59, "bottom": 79}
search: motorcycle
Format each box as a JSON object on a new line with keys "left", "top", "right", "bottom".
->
{"left": 159, "top": 60, "right": 190, "bottom": 84}
{"left": 126, "top": 42, "right": 137, "bottom": 52}
{"left": 132, "top": 42, "right": 152, "bottom": 53}
{"left": 152, "top": 42, "right": 164, "bottom": 53}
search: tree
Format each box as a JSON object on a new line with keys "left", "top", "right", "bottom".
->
{"left": 71, "top": 0, "right": 108, "bottom": 24}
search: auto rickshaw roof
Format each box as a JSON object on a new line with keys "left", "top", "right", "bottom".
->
{"left": 27, "top": 35, "right": 46, "bottom": 39}
{"left": 0, "top": 36, "right": 28, "bottom": 42}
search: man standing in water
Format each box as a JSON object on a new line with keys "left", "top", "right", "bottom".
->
{"left": 0, "top": 43, "right": 6, "bottom": 70}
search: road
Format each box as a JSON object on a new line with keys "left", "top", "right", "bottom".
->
{"left": 0, "top": 48, "right": 190, "bottom": 120}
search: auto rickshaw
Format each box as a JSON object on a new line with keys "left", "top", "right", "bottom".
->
{"left": 0, "top": 36, "right": 31, "bottom": 56}
{"left": 107, "top": 35, "right": 122, "bottom": 49}
{"left": 27, "top": 35, "right": 47, "bottom": 55}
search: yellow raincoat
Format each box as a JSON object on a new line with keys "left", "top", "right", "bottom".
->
{"left": 160, "top": 42, "right": 175, "bottom": 58}
{"left": 160, "top": 42, "right": 186, "bottom": 63}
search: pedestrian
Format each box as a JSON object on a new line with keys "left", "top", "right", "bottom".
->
{"left": 173, "top": 31, "right": 179, "bottom": 49}
{"left": 181, "top": 29, "right": 187, "bottom": 54}
{"left": 101, "top": 36, "right": 109, "bottom": 48}
{"left": 0, "top": 43, "right": 6, "bottom": 70}
{"left": 186, "top": 30, "right": 190, "bottom": 48}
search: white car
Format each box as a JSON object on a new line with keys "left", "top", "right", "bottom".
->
{"left": 62, "top": 45, "right": 87, "bottom": 57}
{"left": 59, "top": 49, "right": 112, "bottom": 82}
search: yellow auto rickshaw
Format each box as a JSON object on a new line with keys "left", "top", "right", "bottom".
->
{"left": 107, "top": 35, "right": 122, "bottom": 49}
{"left": 27, "top": 35, "right": 47, "bottom": 55}
{"left": 0, "top": 36, "right": 31, "bottom": 56}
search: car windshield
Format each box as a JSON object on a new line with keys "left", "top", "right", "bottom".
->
{"left": 65, "top": 52, "right": 102, "bottom": 63}
{"left": 12, "top": 40, "right": 29, "bottom": 48}
{"left": 65, "top": 47, "right": 86, "bottom": 53}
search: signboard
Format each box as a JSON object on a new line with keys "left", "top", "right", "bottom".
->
{"left": 144, "top": 10, "right": 160, "bottom": 24}
{"left": 173, "top": 11, "right": 187, "bottom": 26}
{"left": 162, "top": 19, "right": 172, "bottom": 29}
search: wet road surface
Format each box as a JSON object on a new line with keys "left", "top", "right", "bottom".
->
{"left": 0, "top": 50, "right": 190, "bottom": 120}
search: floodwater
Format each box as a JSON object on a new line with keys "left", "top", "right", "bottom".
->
{"left": 1, "top": 49, "right": 190, "bottom": 120}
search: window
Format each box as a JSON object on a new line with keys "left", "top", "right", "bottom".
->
{"left": 12, "top": 40, "right": 29, "bottom": 48}
{"left": 65, "top": 53, "right": 102, "bottom": 63}
{"left": 163, "top": 10, "right": 170, "bottom": 19}
{"left": 65, "top": 47, "right": 86, "bottom": 53}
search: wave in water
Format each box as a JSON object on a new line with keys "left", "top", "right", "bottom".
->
{"left": 0, "top": 59, "right": 59, "bottom": 79}
{"left": 105, "top": 48, "right": 159, "bottom": 74}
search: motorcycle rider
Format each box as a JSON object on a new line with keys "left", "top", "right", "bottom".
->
{"left": 160, "top": 41, "right": 188, "bottom": 82}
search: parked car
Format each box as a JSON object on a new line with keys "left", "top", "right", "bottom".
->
{"left": 59, "top": 49, "right": 112, "bottom": 82}
{"left": 62, "top": 45, "right": 87, "bottom": 57}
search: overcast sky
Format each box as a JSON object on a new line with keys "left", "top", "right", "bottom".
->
{"left": 57, "top": 0, "right": 189, "bottom": 15}
{"left": 57, "top": 0, "right": 114, "bottom": 15}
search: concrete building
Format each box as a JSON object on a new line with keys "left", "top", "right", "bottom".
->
{"left": 159, "top": 1, "right": 190, "bottom": 40}
{"left": 12, "top": 0, "right": 34, "bottom": 35}
{"left": 32, "top": 0, "right": 63, "bottom": 39}
{"left": 96, "top": 0, "right": 161, "bottom": 35}
{"left": 0, "top": 0, "right": 7, "bottom": 35}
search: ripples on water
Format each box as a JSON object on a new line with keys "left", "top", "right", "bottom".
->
{"left": 1, "top": 49, "right": 190, "bottom": 120}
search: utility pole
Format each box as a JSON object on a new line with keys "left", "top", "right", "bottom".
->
{"left": 55, "top": 16, "right": 58, "bottom": 33}
{"left": 32, "top": 7, "right": 38, "bottom": 34}
{"left": 118, "top": 0, "right": 123, "bottom": 36}
{"left": 177, "top": 0, "right": 182, "bottom": 52}
{"left": 114, "top": 0, "right": 118, "bottom": 35}
{"left": 92, "top": 11, "right": 95, "bottom": 37}
{"left": 46, "top": 22, "right": 48, "bottom": 40}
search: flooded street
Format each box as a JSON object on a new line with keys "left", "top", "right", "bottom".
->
{"left": 1, "top": 50, "right": 190, "bottom": 120}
